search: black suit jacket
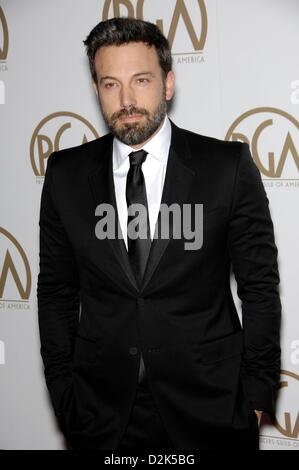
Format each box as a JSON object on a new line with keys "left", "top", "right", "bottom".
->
{"left": 37, "top": 120, "right": 281, "bottom": 450}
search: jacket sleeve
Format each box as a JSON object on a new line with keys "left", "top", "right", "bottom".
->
{"left": 37, "top": 152, "right": 80, "bottom": 415}
{"left": 228, "top": 142, "right": 281, "bottom": 413}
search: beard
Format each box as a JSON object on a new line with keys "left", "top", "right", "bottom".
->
{"left": 100, "top": 90, "right": 167, "bottom": 146}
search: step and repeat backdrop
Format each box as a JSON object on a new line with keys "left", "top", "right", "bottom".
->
{"left": 0, "top": 0, "right": 298, "bottom": 450}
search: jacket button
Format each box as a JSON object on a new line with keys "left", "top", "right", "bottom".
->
{"left": 129, "top": 347, "right": 138, "bottom": 356}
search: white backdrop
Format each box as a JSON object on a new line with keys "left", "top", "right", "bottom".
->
{"left": 0, "top": 0, "right": 298, "bottom": 450}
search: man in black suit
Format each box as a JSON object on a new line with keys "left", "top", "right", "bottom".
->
{"left": 37, "top": 17, "right": 281, "bottom": 450}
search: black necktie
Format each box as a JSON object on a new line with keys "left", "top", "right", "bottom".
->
{"left": 126, "top": 149, "right": 151, "bottom": 384}
{"left": 126, "top": 149, "right": 151, "bottom": 287}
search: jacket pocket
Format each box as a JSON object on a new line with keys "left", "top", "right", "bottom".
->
{"left": 199, "top": 330, "right": 243, "bottom": 364}
{"left": 190, "top": 330, "right": 245, "bottom": 427}
{"left": 74, "top": 334, "right": 97, "bottom": 364}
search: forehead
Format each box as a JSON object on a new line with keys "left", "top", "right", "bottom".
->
{"left": 94, "top": 42, "right": 160, "bottom": 75}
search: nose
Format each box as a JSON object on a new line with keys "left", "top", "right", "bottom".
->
{"left": 119, "top": 84, "right": 137, "bottom": 109}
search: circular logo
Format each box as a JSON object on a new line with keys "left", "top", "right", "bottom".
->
{"left": 30, "top": 111, "right": 99, "bottom": 177}
{"left": 0, "top": 227, "right": 31, "bottom": 301}
{"left": 102, "top": 0, "right": 207, "bottom": 54}
{"left": 225, "top": 107, "right": 299, "bottom": 179}
{"left": 272, "top": 370, "right": 299, "bottom": 439}
{"left": 0, "top": 7, "right": 9, "bottom": 61}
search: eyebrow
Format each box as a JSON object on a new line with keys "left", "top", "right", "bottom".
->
{"left": 99, "top": 72, "right": 155, "bottom": 84}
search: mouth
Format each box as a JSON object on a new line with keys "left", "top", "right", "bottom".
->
{"left": 118, "top": 114, "right": 144, "bottom": 122}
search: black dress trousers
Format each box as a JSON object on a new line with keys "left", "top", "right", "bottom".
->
{"left": 117, "top": 374, "right": 175, "bottom": 451}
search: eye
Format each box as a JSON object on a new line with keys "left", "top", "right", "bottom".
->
{"left": 104, "top": 82, "right": 117, "bottom": 89}
{"left": 136, "top": 78, "right": 150, "bottom": 84}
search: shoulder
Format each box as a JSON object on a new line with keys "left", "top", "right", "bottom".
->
{"left": 47, "top": 132, "right": 113, "bottom": 176}
{"left": 174, "top": 121, "right": 245, "bottom": 153}
{"left": 170, "top": 120, "right": 248, "bottom": 169}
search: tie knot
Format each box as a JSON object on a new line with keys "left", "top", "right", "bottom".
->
{"left": 128, "top": 149, "right": 148, "bottom": 167}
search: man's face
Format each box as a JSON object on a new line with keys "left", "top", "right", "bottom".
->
{"left": 93, "top": 42, "right": 175, "bottom": 147}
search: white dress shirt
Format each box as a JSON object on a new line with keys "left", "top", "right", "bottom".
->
{"left": 113, "top": 115, "right": 172, "bottom": 250}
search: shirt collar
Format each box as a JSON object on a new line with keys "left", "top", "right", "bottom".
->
{"left": 113, "top": 114, "right": 171, "bottom": 170}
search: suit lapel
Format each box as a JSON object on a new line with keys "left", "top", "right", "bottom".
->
{"left": 139, "top": 122, "right": 195, "bottom": 292}
{"left": 88, "top": 121, "right": 195, "bottom": 293}
{"left": 88, "top": 137, "right": 139, "bottom": 292}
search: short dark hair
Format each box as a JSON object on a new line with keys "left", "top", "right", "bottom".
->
{"left": 83, "top": 17, "right": 172, "bottom": 83}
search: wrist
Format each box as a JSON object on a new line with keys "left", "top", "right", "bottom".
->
{"left": 254, "top": 410, "right": 263, "bottom": 425}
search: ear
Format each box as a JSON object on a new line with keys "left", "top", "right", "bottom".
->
{"left": 92, "top": 81, "right": 99, "bottom": 97}
{"left": 165, "top": 71, "right": 175, "bottom": 101}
